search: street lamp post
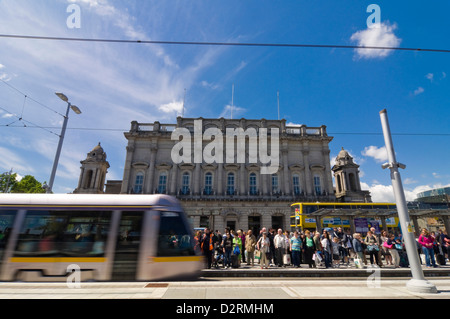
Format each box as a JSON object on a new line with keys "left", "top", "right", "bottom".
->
{"left": 46, "top": 93, "right": 81, "bottom": 193}
{"left": 379, "top": 109, "right": 437, "bottom": 294}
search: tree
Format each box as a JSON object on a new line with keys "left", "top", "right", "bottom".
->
{"left": 0, "top": 172, "right": 17, "bottom": 193}
{"left": 12, "top": 175, "right": 46, "bottom": 193}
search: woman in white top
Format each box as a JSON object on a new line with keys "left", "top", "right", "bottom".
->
{"left": 321, "top": 231, "right": 332, "bottom": 268}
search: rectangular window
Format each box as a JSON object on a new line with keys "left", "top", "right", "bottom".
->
{"left": 314, "top": 175, "right": 322, "bottom": 196}
{"left": 293, "top": 175, "right": 301, "bottom": 195}
{"left": 0, "top": 210, "right": 17, "bottom": 264}
{"left": 14, "top": 210, "right": 111, "bottom": 257}
{"left": 181, "top": 173, "right": 190, "bottom": 195}
{"left": 227, "top": 173, "right": 235, "bottom": 195}
{"left": 204, "top": 173, "right": 212, "bottom": 195}
{"left": 272, "top": 174, "right": 279, "bottom": 193}
{"left": 249, "top": 173, "right": 257, "bottom": 195}
{"left": 134, "top": 174, "right": 144, "bottom": 194}
{"left": 157, "top": 211, "right": 195, "bottom": 257}
{"left": 158, "top": 173, "right": 167, "bottom": 194}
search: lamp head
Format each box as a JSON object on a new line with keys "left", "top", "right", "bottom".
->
{"left": 70, "top": 105, "right": 82, "bottom": 114}
{"left": 55, "top": 92, "right": 69, "bottom": 102}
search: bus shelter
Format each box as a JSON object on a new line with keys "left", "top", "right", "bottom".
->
{"left": 290, "top": 202, "right": 450, "bottom": 236}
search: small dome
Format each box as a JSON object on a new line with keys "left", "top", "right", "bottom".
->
{"left": 92, "top": 142, "right": 104, "bottom": 153}
{"left": 337, "top": 147, "right": 350, "bottom": 159}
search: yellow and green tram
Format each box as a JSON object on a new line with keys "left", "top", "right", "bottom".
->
{"left": 0, "top": 194, "right": 203, "bottom": 282}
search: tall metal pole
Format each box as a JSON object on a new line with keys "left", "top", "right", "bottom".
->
{"left": 379, "top": 109, "right": 437, "bottom": 293}
{"left": 47, "top": 103, "right": 71, "bottom": 193}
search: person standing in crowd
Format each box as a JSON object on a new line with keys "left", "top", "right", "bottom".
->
{"left": 257, "top": 231, "right": 271, "bottom": 269}
{"left": 352, "top": 233, "right": 365, "bottom": 266}
{"left": 419, "top": 228, "right": 438, "bottom": 268}
{"left": 331, "top": 236, "right": 341, "bottom": 268}
{"left": 274, "top": 228, "right": 287, "bottom": 267}
{"left": 303, "top": 230, "right": 316, "bottom": 268}
{"left": 321, "top": 230, "right": 332, "bottom": 268}
{"left": 343, "top": 229, "right": 353, "bottom": 265}
{"left": 194, "top": 230, "right": 202, "bottom": 255}
{"left": 201, "top": 228, "right": 217, "bottom": 269}
{"left": 440, "top": 230, "right": 450, "bottom": 261}
{"left": 370, "top": 227, "right": 383, "bottom": 267}
{"left": 268, "top": 228, "right": 276, "bottom": 266}
{"left": 364, "top": 230, "right": 380, "bottom": 267}
{"left": 232, "top": 230, "right": 243, "bottom": 264}
{"left": 385, "top": 233, "right": 400, "bottom": 268}
{"left": 380, "top": 230, "right": 393, "bottom": 266}
{"left": 284, "top": 230, "right": 291, "bottom": 265}
{"left": 290, "top": 231, "right": 302, "bottom": 268}
{"left": 222, "top": 228, "right": 233, "bottom": 269}
{"left": 239, "top": 229, "right": 246, "bottom": 264}
{"left": 245, "top": 229, "right": 257, "bottom": 266}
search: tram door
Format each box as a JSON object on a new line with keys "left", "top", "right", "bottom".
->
{"left": 111, "top": 211, "right": 143, "bottom": 281}
{"left": 0, "top": 211, "right": 16, "bottom": 271}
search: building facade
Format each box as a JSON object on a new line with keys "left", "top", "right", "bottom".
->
{"left": 81, "top": 117, "right": 371, "bottom": 233}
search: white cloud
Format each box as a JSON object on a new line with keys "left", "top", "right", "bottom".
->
{"left": 219, "top": 105, "right": 247, "bottom": 118}
{"left": 413, "top": 87, "right": 424, "bottom": 95}
{"left": 442, "top": 72, "right": 447, "bottom": 79}
{"left": 361, "top": 145, "right": 388, "bottom": 163}
{"left": 404, "top": 178, "right": 418, "bottom": 185}
{"left": 425, "top": 73, "right": 434, "bottom": 81}
{"left": 0, "top": 146, "right": 35, "bottom": 174}
{"left": 350, "top": 22, "right": 401, "bottom": 59}
{"left": 362, "top": 181, "right": 450, "bottom": 203}
{"left": 158, "top": 101, "right": 184, "bottom": 114}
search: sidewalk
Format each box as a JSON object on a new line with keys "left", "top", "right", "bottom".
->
{"left": 201, "top": 261, "right": 450, "bottom": 278}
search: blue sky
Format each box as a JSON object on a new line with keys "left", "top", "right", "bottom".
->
{"left": 0, "top": 0, "right": 449, "bottom": 201}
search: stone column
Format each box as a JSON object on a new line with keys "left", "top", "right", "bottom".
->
{"left": 194, "top": 163, "right": 201, "bottom": 195}
{"left": 170, "top": 164, "right": 178, "bottom": 195}
{"left": 146, "top": 146, "right": 157, "bottom": 193}
{"left": 77, "top": 167, "right": 84, "bottom": 189}
{"left": 302, "top": 150, "right": 313, "bottom": 196}
{"left": 240, "top": 164, "right": 245, "bottom": 195}
{"left": 323, "top": 148, "right": 334, "bottom": 195}
{"left": 217, "top": 164, "right": 223, "bottom": 195}
{"left": 120, "top": 141, "right": 135, "bottom": 193}
{"left": 282, "top": 149, "right": 290, "bottom": 195}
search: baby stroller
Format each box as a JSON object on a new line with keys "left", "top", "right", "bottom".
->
{"left": 213, "top": 244, "right": 224, "bottom": 269}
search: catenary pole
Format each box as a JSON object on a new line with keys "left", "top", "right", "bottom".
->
{"left": 379, "top": 109, "right": 437, "bottom": 293}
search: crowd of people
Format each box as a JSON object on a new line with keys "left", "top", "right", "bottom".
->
{"left": 194, "top": 226, "right": 450, "bottom": 270}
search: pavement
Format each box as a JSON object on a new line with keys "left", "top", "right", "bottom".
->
{"left": 200, "top": 260, "right": 450, "bottom": 278}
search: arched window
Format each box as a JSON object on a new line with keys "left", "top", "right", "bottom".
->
{"left": 181, "top": 172, "right": 190, "bottom": 195}
{"left": 249, "top": 172, "right": 257, "bottom": 195}
{"left": 349, "top": 173, "right": 357, "bottom": 191}
{"left": 227, "top": 173, "right": 235, "bottom": 195}
{"left": 158, "top": 172, "right": 167, "bottom": 194}
{"left": 204, "top": 172, "right": 213, "bottom": 195}
{"left": 134, "top": 172, "right": 144, "bottom": 194}
{"left": 336, "top": 175, "right": 342, "bottom": 193}
{"left": 84, "top": 170, "right": 93, "bottom": 189}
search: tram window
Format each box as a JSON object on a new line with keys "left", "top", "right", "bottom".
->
{"left": 157, "top": 211, "right": 195, "bottom": 257}
{"left": 14, "top": 210, "right": 111, "bottom": 257}
{"left": 116, "top": 212, "right": 143, "bottom": 249}
{"left": 0, "top": 210, "right": 16, "bottom": 261}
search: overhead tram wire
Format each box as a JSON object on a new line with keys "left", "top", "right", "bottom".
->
{"left": 0, "top": 78, "right": 65, "bottom": 117}
{"left": 1, "top": 34, "right": 450, "bottom": 54}
{"left": 0, "top": 121, "right": 449, "bottom": 136}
